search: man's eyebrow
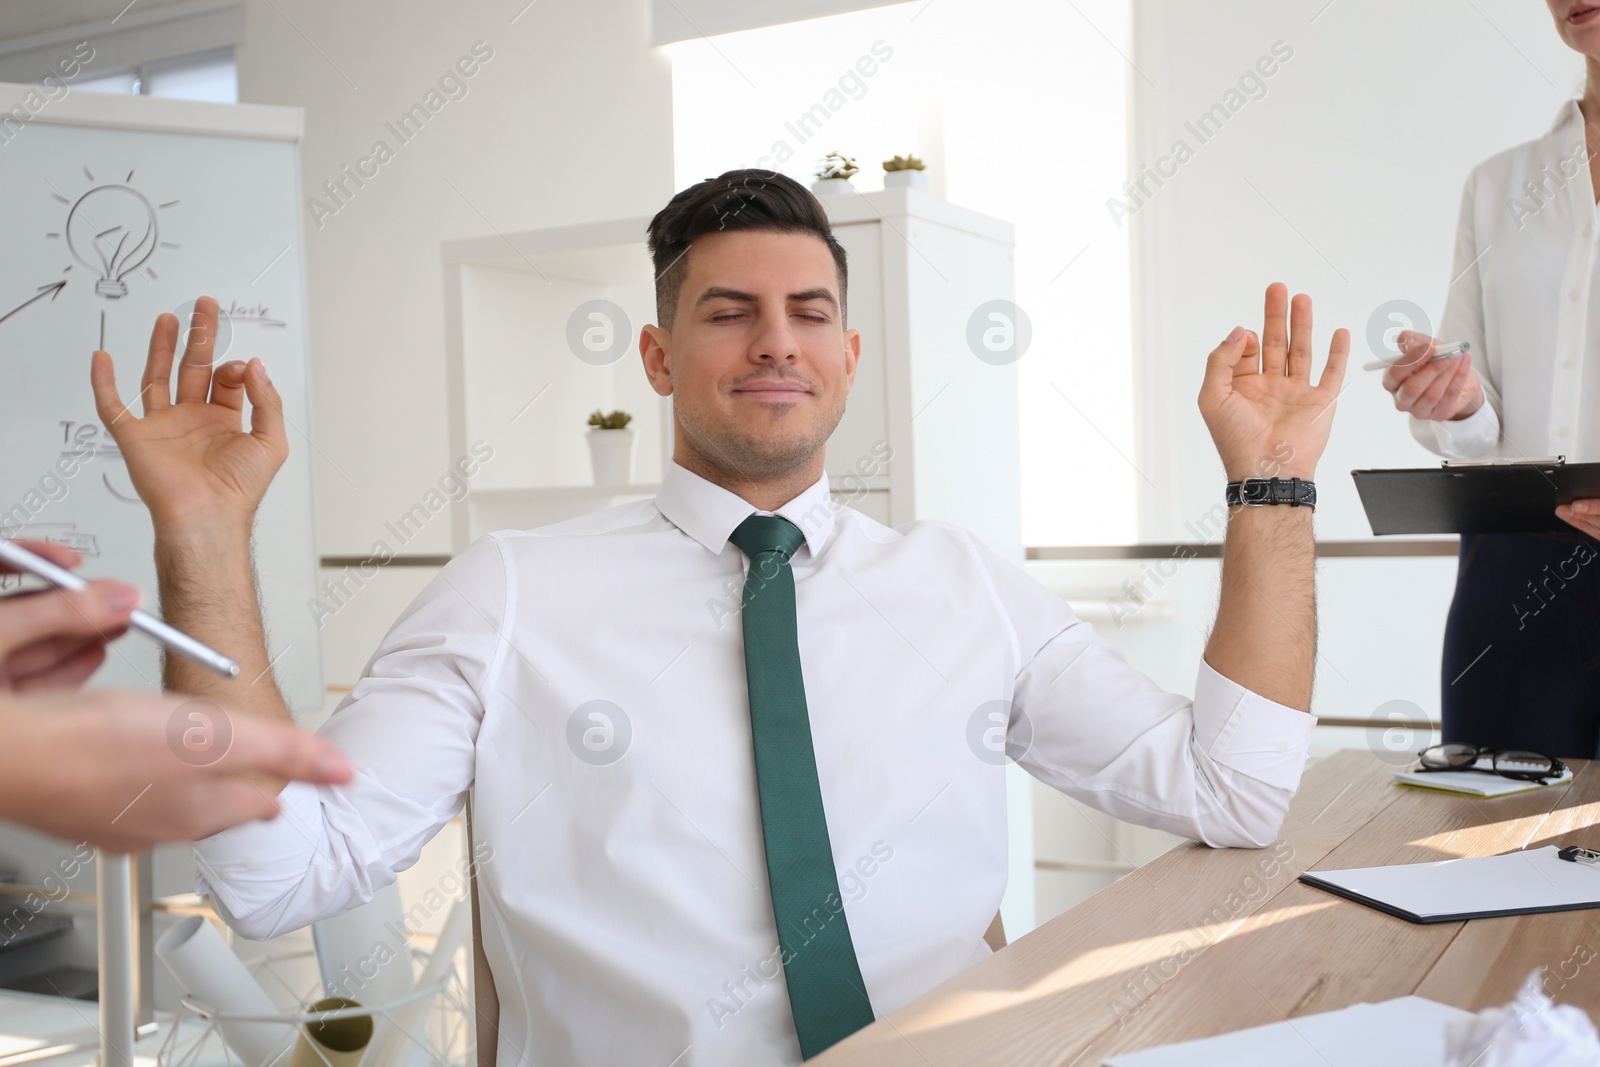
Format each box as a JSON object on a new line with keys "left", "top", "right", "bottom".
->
{"left": 694, "top": 286, "right": 757, "bottom": 307}
{"left": 693, "top": 286, "right": 839, "bottom": 311}
{"left": 788, "top": 288, "right": 839, "bottom": 310}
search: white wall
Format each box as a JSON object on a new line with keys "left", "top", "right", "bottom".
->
{"left": 1129, "top": 0, "right": 1579, "bottom": 540}
{"left": 1115, "top": 1, "right": 1580, "bottom": 729}
{"left": 234, "top": 0, "right": 676, "bottom": 560}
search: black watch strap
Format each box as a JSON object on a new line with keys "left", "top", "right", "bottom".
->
{"left": 1225, "top": 477, "right": 1316, "bottom": 509}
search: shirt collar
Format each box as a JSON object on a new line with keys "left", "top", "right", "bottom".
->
{"left": 1550, "top": 98, "right": 1585, "bottom": 139}
{"left": 655, "top": 460, "right": 836, "bottom": 559}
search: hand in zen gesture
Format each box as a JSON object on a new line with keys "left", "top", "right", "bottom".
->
{"left": 89, "top": 295, "right": 287, "bottom": 533}
{"left": 1200, "top": 282, "right": 1349, "bottom": 483}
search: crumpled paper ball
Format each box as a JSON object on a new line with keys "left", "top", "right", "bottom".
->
{"left": 1445, "top": 968, "right": 1600, "bottom": 1066}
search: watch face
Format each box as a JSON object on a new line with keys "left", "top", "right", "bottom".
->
{"left": 1241, "top": 480, "right": 1272, "bottom": 504}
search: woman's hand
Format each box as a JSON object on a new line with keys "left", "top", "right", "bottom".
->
{"left": 0, "top": 540, "right": 140, "bottom": 692}
{"left": 1381, "top": 330, "right": 1485, "bottom": 422}
{"left": 0, "top": 689, "right": 352, "bottom": 852}
{"left": 1556, "top": 500, "right": 1600, "bottom": 539}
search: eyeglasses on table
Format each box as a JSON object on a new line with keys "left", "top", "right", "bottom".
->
{"left": 1414, "top": 743, "right": 1568, "bottom": 784}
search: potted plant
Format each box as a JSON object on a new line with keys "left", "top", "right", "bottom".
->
{"left": 811, "top": 151, "right": 859, "bottom": 194}
{"left": 586, "top": 409, "right": 635, "bottom": 486}
{"left": 883, "top": 153, "right": 928, "bottom": 190}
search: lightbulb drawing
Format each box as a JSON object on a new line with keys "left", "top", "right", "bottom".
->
{"left": 64, "top": 184, "right": 159, "bottom": 299}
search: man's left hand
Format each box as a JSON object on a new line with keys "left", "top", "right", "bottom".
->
{"left": 1199, "top": 282, "right": 1349, "bottom": 483}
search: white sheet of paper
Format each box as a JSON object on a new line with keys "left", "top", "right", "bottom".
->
{"left": 1105, "top": 996, "right": 1473, "bottom": 1066}
{"left": 1305, "top": 845, "right": 1600, "bottom": 921}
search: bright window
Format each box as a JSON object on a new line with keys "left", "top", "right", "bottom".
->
{"left": 668, "top": 0, "right": 1136, "bottom": 546}
{"left": 70, "top": 47, "right": 238, "bottom": 103}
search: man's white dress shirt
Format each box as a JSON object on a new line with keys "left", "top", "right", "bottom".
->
{"left": 195, "top": 460, "right": 1314, "bottom": 1066}
{"left": 1415, "top": 99, "right": 1600, "bottom": 462}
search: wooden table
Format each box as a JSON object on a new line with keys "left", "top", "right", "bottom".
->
{"left": 813, "top": 750, "right": 1600, "bottom": 1066}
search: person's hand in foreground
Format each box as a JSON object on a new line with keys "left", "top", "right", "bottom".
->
{"left": 1380, "top": 329, "right": 1484, "bottom": 422}
{"left": 0, "top": 689, "right": 352, "bottom": 852}
{"left": 0, "top": 539, "right": 141, "bottom": 692}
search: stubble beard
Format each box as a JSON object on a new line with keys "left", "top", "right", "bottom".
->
{"left": 675, "top": 395, "right": 845, "bottom": 484}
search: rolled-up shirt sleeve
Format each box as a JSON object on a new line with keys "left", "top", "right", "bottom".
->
{"left": 967, "top": 533, "right": 1314, "bottom": 849}
{"left": 193, "top": 532, "right": 513, "bottom": 940}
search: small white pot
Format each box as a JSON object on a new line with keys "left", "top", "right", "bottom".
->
{"left": 587, "top": 428, "right": 635, "bottom": 486}
{"left": 883, "top": 169, "right": 928, "bottom": 190}
{"left": 811, "top": 177, "right": 856, "bottom": 195}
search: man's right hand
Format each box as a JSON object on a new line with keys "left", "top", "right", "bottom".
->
{"left": 89, "top": 295, "right": 287, "bottom": 533}
{"left": 1381, "top": 330, "right": 1485, "bottom": 422}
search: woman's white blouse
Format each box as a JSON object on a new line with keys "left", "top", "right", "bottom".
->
{"left": 1414, "top": 99, "right": 1600, "bottom": 461}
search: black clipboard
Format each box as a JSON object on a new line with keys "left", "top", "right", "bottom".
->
{"left": 1351, "top": 458, "right": 1600, "bottom": 535}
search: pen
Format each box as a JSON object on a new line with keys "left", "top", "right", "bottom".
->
{"left": 1363, "top": 341, "right": 1469, "bottom": 372}
{"left": 0, "top": 537, "right": 240, "bottom": 677}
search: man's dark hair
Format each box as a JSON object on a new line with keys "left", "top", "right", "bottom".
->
{"left": 646, "top": 168, "right": 848, "bottom": 329}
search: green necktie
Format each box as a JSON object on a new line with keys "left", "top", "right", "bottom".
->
{"left": 729, "top": 514, "right": 875, "bottom": 1059}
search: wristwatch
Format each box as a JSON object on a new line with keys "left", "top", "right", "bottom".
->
{"left": 1225, "top": 477, "right": 1316, "bottom": 509}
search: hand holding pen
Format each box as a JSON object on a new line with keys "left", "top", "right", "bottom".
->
{"left": 0, "top": 537, "right": 239, "bottom": 677}
{"left": 0, "top": 539, "right": 141, "bottom": 692}
{"left": 1377, "top": 330, "right": 1486, "bottom": 423}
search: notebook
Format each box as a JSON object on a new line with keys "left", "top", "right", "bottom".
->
{"left": 1300, "top": 845, "right": 1600, "bottom": 923}
{"left": 1105, "top": 996, "right": 1472, "bottom": 1066}
{"left": 1392, "top": 766, "right": 1574, "bottom": 798}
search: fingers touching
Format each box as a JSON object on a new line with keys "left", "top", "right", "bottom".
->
{"left": 1202, "top": 325, "right": 1252, "bottom": 398}
{"left": 210, "top": 360, "right": 249, "bottom": 412}
{"left": 243, "top": 359, "right": 285, "bottom": 446}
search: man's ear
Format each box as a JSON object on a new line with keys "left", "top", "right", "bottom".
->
{"left": 640, "top": 324, "right": 674, "bottom": 397}
{"left": 843, "top": 327, "right": 861, "bottom": 391}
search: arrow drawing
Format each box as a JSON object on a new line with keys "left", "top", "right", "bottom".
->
{"left": 0, "top": 280, "right": 66, "bottom": 326}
